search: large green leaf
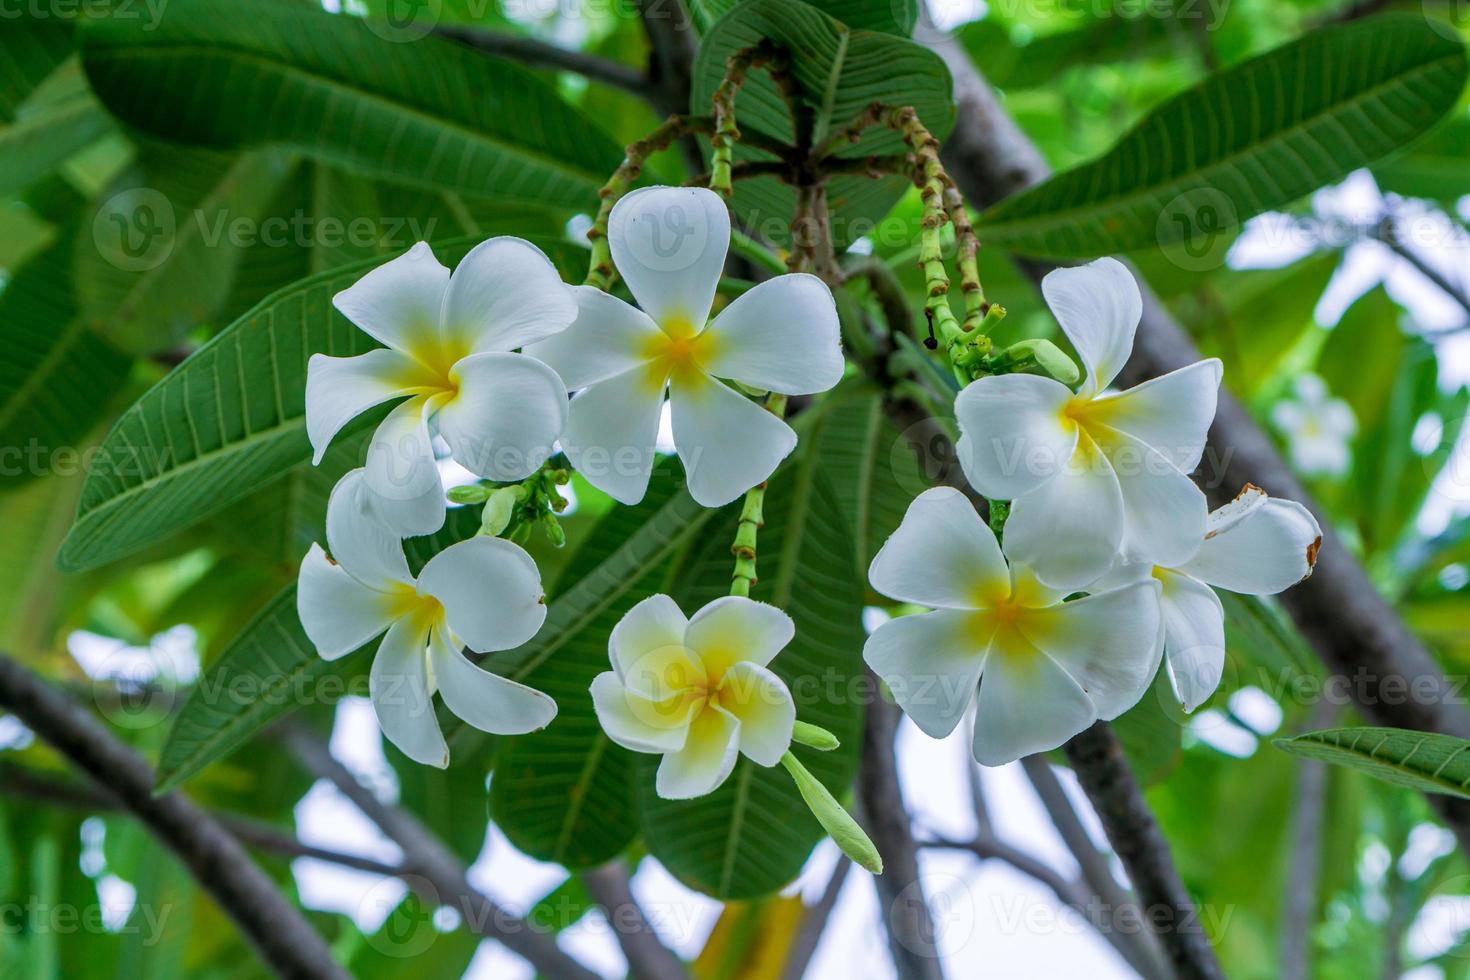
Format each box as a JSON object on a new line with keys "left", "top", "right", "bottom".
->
{"left": 690, "top": 0, "right": 953, "bottom": 248}
{"left": 78, "top": 0, "right": 623, "bottom": 210}
{"left": 1373, "top": 116, "right": 1470, "bottom": 203}
{"left": 690, "top": 0, "right": 918, "bottom": 35}
{"left": 0, "top": 20, "right": 75, "bottom": 121}
{"left": 57, "top": 235, "right": 584, "bottom": 573}
{"left": 77, "top": 144, "right": 297, "bottom": 353}
{"left": 639, "top": 462, "right": 867, "bottom": 899}
{"left": 976, "top": 15, "right": 1468, "bottom": 258}
{"left": 490, "top": 469, "right": 719, "bottom": 869}
{"left": 1276, "top": 727, "right": 1470, "bottom": 799}
{"left": 0, "top": 63, "right": 112, "bottom": 198}
{"left": 152, "top": 587, "right": 371, "bottom": 793}
{"left": 0, "top": 228, "right": 132, "bottom": 493}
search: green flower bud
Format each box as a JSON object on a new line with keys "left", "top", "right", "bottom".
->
{"left": 781, "top": 751, "right": 882, "bottom": 875}
{"left": 792, "top": 720, "right": 840, "bottom": 751}
{"left": 543, "top": 515, "right": 567, "bottom": 548}
{"left": 447, "top": 483, "right": 491, "bottom": 504}
{"left": 1007, "top": 338, "right": 1080, "bottom": 385}
{"left": 479, "top": 486, "right": 519, "bottom": 537}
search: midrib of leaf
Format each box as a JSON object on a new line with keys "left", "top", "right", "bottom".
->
{"left": 810, "top": 27, "right": 851, "bottom": 146}
{"left": 553, "top": 735, "right": 609, "bottom": 863}
{"left": 982, "top": 50, "right": 1463, "bottom": 237}
{"left": 853, "top": 399, "right": 880, "bottom": 579}
{"left": 95, "top": 43, "right": 606, "bottom": 192}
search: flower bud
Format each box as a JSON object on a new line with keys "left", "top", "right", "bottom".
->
{"left": 781, "top": 752, "right": 882, "bottom": 874}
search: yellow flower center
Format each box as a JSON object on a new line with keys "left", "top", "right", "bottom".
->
{"left": 639, "top": 314, "right": 718, "bottom": 393}
{"left": 394, "top": 334, "right": 472, "bottom": 403}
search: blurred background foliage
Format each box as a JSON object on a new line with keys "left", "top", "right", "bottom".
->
{"left": 1, "top": 0, "right": 1469, "bottom": 976}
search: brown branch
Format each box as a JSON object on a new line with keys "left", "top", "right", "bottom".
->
{"left": 0, "top": 653, "right": 350, "bottom": 980}
{"left": 1063, "top": 723, "right": 1224, "bottom": 980}
{"left": 856, "top": 693, "right": 947, "bottom": 980}
{"left": 918, "top": 14, "right": 1470, "bottom": 855}
{"left": 281, "top": 726, "right": 601, "bottom": 980}
{"left": 434, "top": 27, "right": 654, "bottom": 97}
{"left": 582, "top": 862, "right": 689, "bottom": 980}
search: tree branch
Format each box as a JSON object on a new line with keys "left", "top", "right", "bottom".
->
{"left": 918, "top": 12, "right": 1470, "bottom": 854}
{"left": 281, "top": 726, "right": 601, "bottom": 980}
{"left": 0, "top": 654, "right": 350, "bottom": 980}
{"left": 1281, "top": 701, "right": 1337, "bottom": 980}
{"left": 582, "top": 862, "right": 689, "bottom": 980}
{"left": 1063, "top": 723, "right": 1225, "bottom": 980}
{"left": 434, "top": 26, "right": 654, "bottom": 98}
{"left": 780, "top": 856, "right": 852, "bottom": 980}
{"left": 857, "top": 694, "right": 947, "bottom": 980}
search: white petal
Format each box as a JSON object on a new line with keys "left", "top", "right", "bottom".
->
{"left": 297, "top": 544, "right": 399, "bottom": 660}
{"left": 670, "top": 373, "right": 795, "bottom": 508}
{"left": 1155, "top": 571, "right": 1226, "bottom": 713}
{"left": 325, "top": 469, "right": 413, "bottom": 589}
{"left": 370, "top": 616, "right": 447, "bottom": 768}
{"left": 863, "top": 610, "right": 986, "bottom": 739}
{"left": 1099, "top": 427, "right": 1208, "bottom": 569}
{"left": 684, "top": 596, "right": 794, "bottom": 677}
{"left": 417, "top": 537, "right": 546, "bottom": 652}
{"left": 428, "top": 625, "right": 556, "bottom": 735}
{"left": 363, "top": 395, "right": 445, "bottom": 536}
{"left": 523, "top": 286, "right": 664, "bottom": 391}
{"left": 655, "top": 705, "right": 741, "bottom": 799}
{"left": 1088, "top": 359, "right": 1222, "bottom": 472}
{"left": 718, "top": 661, "right": 795, "bottom": 766}
{"left": 435, "top": 352, "right": 568, "bottom": 481}
{"left": 609, "top": 186, "right": 729, "bottom": 328}
{"left": 1041, "top": 257, "right": 1141, "bottom": 395}
{"left": 955, "top": 373, "right": 1078, "bottom": 500}
{"left": 1002, "top": 439, "right": 1125, "bottom": 592}
{"left": 305, "top": 350, "right": 422, "bottom": 465}
{"left": 560, "top": 368, "right": 665, "bottom": 506}
{"left": 1020, "top": 580, "right": 1163, "bottom": 720}
{"left": 609, "top": 595, "right": 703, "bottom": 701}
{"left": 971, "top": 640, "right": 1096, "bottom": 767}
{"left": 700, "top": 274, "right": 844, "bottom": 394}
{"left": 869, "top": 487, "right": 1009, "bottom": 610}
{"left": 439, "top": 237, "right": 577, "bottom": 353}
{"left": 590, "top": 671, "right": 691, "bottom": 753}
{"left": 1180, "top": 490, "right": 1322, "bottom": 594}
{"left": 1322, "top": 399, "right": 1357, "bottom": 438}
{"left": 332, "top": 241, "right": 449, "bottom": 352}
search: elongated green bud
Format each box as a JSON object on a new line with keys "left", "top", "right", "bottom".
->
{"left": 780, "top": 751, "right": 882, "bottom": 874}
{"left": 792, "top": 720, "right": 840, "bottom": 751}
{"left": 1007, "top": 338, "right": 1080, "bottom": 385}
{"left": 447, "top": 483, "right": 490, "bottom": 504}
{"left": 479, "top": 487, "right": 519, "bottom": 537}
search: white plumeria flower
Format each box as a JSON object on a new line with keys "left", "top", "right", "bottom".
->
{"left": 864, "top": 487, "right": 1162, "bottom": 767}
{"left": 954, "top": 257, "right": 1222, "bottom": 591}
{"left": 1095, "top": 485, "right": 1322, "bottom": 713}
{"left": 1271, "top": 373, "right": 1357, "bottom": 476}
{"left": 525, "top": 186, "right": 843, "bottom": 508}
{"left": 307, "top": 238, "right": 577, "bottom": 537}
{"left": 297, "top": 469, "right": 556, "bottom": 767}
{"left": 589, "top": 594, "right": 797, "bottom": 799}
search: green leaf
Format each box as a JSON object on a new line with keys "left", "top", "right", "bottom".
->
{"left": 689, "top": 0, "right": 918, "bottom": 36}
{"left": 0, "top": 20, "right": 75, "bottom": 121}
{"left": 690, "top": 0, "right": 953, "bottom": 248}
{"left": 1275, "top": 727, "right": 1470, "bottom": 799}
{"left": 976, "top": 15, "right": 1469, "bottom": 258}
{"left": 490, "top": 469, "right": 719, "bottom": 869}
{"left": 0, "top": 227, "right": 132, "bottom": 493}
{"left": 152, "top": 587, "right": 371, "bottom": 793}
{"left": 0, "top": 63, "right": 112, "bottom": 198}
{"left": 1374, "top": 117, "right": 1470, "bottom": 203}
{"left": 639, "top": 464, "right": 866, "bottom": 899}
{"left": 78, "top": 0, "right": 623, "bottom": 210}
{"left": 56, "top": 234, "right": 584, "bottom": 573}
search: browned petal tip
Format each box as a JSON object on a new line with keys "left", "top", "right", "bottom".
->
{"left": 1306, "top": 535, "right": 1322, "bottom": 569}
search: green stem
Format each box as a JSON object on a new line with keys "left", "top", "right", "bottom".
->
{"left": 729, "top": 393, "right": 788, "bottom": 597}
{"left": 710, "top": 42, "right": 789, "bottom": 197}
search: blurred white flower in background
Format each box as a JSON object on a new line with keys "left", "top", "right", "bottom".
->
{"left": 1271, "top": 373, "right": 1358, "bottom": 476}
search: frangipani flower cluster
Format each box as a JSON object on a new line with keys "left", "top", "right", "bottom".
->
{"left": 869, "top": 259, "right": 1322, "bottom": 765}
{"left": 1271, "top": 372, "right": 1358, "bottom": 476}
{"left": 296, "top": 188, "right": 841, "bottom": 773}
